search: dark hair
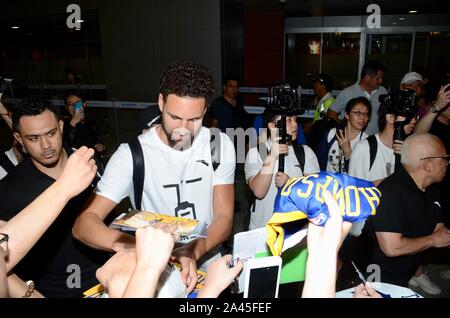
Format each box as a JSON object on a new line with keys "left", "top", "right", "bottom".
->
{"left": 12, "top": 96, "right": 61, "bottom": 132}
{"left": 223, "top": 75, "right": 239, "bottom": 86}
{"left": 262, "top": 109, "right": 278, "bottom": 130}
{"left": 345, "top": 97, "right": 372, "bottom": 117}
{"left": 63, "top": 90, "right": 84, "bottom": 106}
{"left": 314, "top": 73, "right": 333, "bottom": 92}
{"left": 377, "top": 102, "right": 396, "bottom": 132}
{"left": 159, "top": 61, "right": 214, "bottom": 102}
{"left": 361, "top": 60, "right": 386, "bottom": 79}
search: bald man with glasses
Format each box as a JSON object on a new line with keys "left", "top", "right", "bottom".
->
{"left": 348, "top": 133, "right": 450, "bottom": 290}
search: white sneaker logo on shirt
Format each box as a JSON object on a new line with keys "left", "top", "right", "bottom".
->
{"left": 434, "top": 201, "right": 441, "bottom": 208}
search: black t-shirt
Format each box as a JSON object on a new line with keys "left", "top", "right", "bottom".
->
{"left": 64, "top": 119, "right": 100, "bottom": 150}
{"left": 0, "top": 147, "right": 108, "bottom": 298}
{"left": 430, "top": 119, "right": 450, "bottom": 224}
{"left": 430, "top": 119, "right": 450, "bottom": 152}
{"left": 209, "top": 96, "right": 250, "bottom": 132}
{"left": 357, "top": 164, "right": 443, "bottom": 286}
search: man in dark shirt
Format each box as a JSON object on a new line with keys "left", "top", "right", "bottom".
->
{"left": 0, "top": 96, "right": 106, "bottom": 297}
{"left": 353, "top": 133, "right": 450, "bottom": 287}
{"left": 209, "top": 75, "right": 250, "bottom": 133}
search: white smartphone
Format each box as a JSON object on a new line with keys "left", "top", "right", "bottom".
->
{"left": 243, "top": 256, "right": 282, "bottom": 298}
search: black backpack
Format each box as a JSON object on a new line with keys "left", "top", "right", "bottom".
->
{"left": 128, "top": 129, "right": 221, "bottom": 210}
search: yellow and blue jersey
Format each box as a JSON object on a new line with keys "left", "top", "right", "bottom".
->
{"left": 266, "top": 172, "right": 381, "bottom": 256}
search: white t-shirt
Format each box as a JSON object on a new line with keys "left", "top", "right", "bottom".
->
{"left": 326, "top": 128, "right": 368, "bottom": 173}
{"left": 348, "top": 134, "right": 395, "bottom": 236}
{"left": 0, "top": 148, "right": 19, "bottom": 180}
{"left": 244, "top": 142, "right": 320, "bottom": 230}
{"left": 96, "top": 126, "right": 236, "bottom": 226}
{"left": 348, "top": 134, "right": 395, "bottom": 182}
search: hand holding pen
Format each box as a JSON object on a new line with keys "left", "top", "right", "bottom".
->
{"left": 351, "top": 261, "right": 391, "bottom": 298}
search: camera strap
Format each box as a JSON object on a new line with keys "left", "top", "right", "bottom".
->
{"left": 367, "top": 135, "right": 378, "bottom": 172}
{"left": 292, "top": 144, "right": 306, "bottom": 174}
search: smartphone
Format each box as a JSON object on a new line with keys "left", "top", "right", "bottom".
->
{"left": 243, "top": 256, "right": 282, "bottom": 298}
{"left": 73, "top": 100, "right": 85, "bottom": 117}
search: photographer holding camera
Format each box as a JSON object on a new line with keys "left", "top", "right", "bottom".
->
{"left": 348, "top": 90, "right": 417, "bottom": 237}
{"left": 245, "top": 84, "right": 319, "bottom": 230}
{"left": 349, "top": 89, "right": 418, "bottom": 183}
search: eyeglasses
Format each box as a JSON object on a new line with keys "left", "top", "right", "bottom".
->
{"left": 420, "top": 155, "right": 450, "bottom": 165}
{"left": 350, "top": 111, "right": 370, "bottom": 118}
{"left": 0, "top": 233, "right": 8, "bottom": 252}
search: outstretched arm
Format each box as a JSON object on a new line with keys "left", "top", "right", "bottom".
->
{"left": 302, "top": 191, "right": 352, "bottom": 298}
{"left": 415, "top": 84, "right": 450, "bottom": 134}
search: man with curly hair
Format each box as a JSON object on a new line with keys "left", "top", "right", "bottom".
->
{"left": 73, "top": 61, "right": 236, "bottom": 294}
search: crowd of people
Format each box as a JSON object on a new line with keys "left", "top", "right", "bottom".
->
{"left": 0, "top": 59, "right": 449, "bottom": 298}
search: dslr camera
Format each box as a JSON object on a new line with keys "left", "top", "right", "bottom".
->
{"left": 379, "top": 88, "right": 417, "bottom": 118}
{"left": 0, "top": 77, "right": 13, "bottom": 94}
{"left": 379, "top": 88, "right": 418, "bottom": 141}
{"left": 265, "top": 83, "right": 305, "bottom": 116}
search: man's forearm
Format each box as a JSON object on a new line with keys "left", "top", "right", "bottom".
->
{"left": 191, "top": 214, "right": 233, "bottom": 261}
{"left": 73, "top": 212, "right": 135, "bottom": 252}
{"left": 379, "top": 234, "right": 434, "bottom": 257}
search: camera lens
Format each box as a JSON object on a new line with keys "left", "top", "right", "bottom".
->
{"left": 279, "top": 94, "right": 293, "bottom": 110}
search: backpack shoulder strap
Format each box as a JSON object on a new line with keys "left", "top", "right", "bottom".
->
{"left": 292, "top": 144, "right": 306, "bottom": 173}
{"left": 128, "top": 138, "right": 145, "bottom": 210}
{"left": 209, "top": 128, "right": 221, "bottom": 172}
{"left": 367, "top": 135, "right": 378, "bottom": 172}
{"left": 0, "top": 152, "right": 15, "bottom": 175}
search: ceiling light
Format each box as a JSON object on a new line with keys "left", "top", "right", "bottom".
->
{"left": 76, "top": 20, "right": 84, "bottom": 23}
{"left": 409, "top": 10, "right": 417, "bottom": 13}
{"left": 11, "top": 26, "right": 19, "bottom": 29}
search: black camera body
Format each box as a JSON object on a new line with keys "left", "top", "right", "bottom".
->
{"left": 379, "top": 88, "right": 417, "bottom": 119}
{"left": 379, "top": 89, "right": 418, "bottom": 141}
{"left": 266, "top": 83, "right": 305, "bottom": 116}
